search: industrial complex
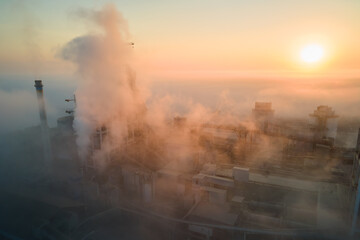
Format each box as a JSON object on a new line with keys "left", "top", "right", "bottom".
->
{"left": 0, "top": 80, "right": 360, "bottom": 240}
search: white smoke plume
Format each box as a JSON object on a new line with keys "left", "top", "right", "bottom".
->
{"left": 60, "top": 4, "right": 145, "bottom": 160}
{"left": 59, "top": 4, "right": 226, "bottom": 165}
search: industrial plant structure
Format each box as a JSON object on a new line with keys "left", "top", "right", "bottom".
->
{"left": 2, "top": 84, "right": 360, "bottom": 240}
{"left": 75, "top": 100, "right": 360, "bottom": 239}
{"left": 309, "top": 105, "right": 339, "bottom": 142}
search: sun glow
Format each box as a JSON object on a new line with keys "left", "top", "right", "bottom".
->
{"left": 300, "top": 44, "right": 324, "bottom": 63}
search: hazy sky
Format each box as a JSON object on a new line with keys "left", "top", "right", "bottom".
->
{"left": 1, "top": 0, "right": 360, "bottom": 78}
{"left": 0, "top": 0, "right": 360, "bottom": 133}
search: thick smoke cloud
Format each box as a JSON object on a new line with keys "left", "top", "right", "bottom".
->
{"left": 59, "top": 4, "right": 243, "bottom": 167}
{"left": 60, "top": 4, "right": 145, "bottom": 160}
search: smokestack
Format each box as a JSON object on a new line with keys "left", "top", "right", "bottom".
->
{"left": 34, "top": 80, "right": 53, "bottom": 173}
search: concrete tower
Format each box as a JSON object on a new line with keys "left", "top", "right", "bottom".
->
{"left": 34, "top": 80, "right": 53, "bottom": 173}
{"left": 309, "top": 105, "right": 338, "bottom": 141}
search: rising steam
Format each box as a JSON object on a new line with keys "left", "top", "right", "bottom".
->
{"left": 59, "top": 4, "right": 230, "bottom": 163}
{"left": 60, "top": 4, "right": 145, "bottom": 160}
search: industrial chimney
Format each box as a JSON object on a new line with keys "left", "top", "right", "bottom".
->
{"left": 34, "top": 80, "right": 53, "bottom": 173}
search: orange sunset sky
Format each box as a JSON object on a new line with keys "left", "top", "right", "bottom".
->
{"left": 0, "top": 0, "right": 359, "bottom": 80}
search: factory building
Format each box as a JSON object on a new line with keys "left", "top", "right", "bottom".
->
{"left": 13, "top": 86, "right": 360, "bottom": 240}
{"left": 350, "top": 129, "right": 360, "bottom": 237}
{"left": 66, "top": 99, "right": 359, "bottom": 239}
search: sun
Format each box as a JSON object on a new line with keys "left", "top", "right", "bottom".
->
{"left": 300, "top": 44, "right": 324, "bottom": 63}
